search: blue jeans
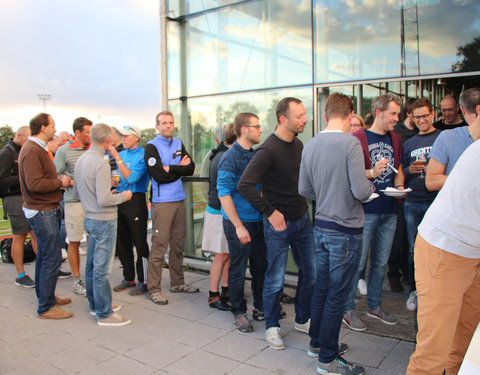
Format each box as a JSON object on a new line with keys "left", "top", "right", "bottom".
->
{"left": 84, "top": 218, "right": 117, "bottom": 319}
{"left": 404, "top": 200, "right": 432, "bottom": 292}
{"left": 310, "top": 227, "right": 362, "bottom": 363}
{"left": 263, "top": 211, "right": 316, "bottom": 329}
{"left": 223, "top": 219, "right": 267, "bottom": 316}
{"left": 27, "top": 209, "right": 62, "bottom": 315}
{"left": 345, "top": 213, "right": 397, "bottom": 312}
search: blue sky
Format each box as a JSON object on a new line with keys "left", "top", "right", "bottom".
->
{"left": 0, "top": 0, "right": 160, "bottom": 133}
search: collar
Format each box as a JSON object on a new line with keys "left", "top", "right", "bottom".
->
{"left": 69, "top": 140, "right": 90, "bottom": 149}
{"left": 28, "top": 136, "right": 48, "bottom": 151}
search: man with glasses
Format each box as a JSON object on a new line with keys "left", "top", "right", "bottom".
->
{"left": 401, "top": 98, "right": 441, "bottom": 312}
{"left": 238, "top": 97, "right": 316, "bottom": 350}
{"left": 433, "top": 95, "right": 467, "bottom": 130}
{"left": 54, "top": 117, "right": 93, "bottom": 296}
{"left": 426, "top": 88, "right": 480, "bottom": 192}
{"left": 144, "top": 111, "right": 197, "bottom": 306}
{"left": 109, "top": 125, "right": 150, "bottom": 296}
{"left": 217, "top": 112, "right": 267, "bottom": 333}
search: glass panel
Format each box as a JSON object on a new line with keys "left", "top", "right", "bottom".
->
{"left": 183, "top": 0, "right": 312, "bottom": 96}
{"left": 168, "top": 1, "right": 247, "bottom": 17}
{"left": 314, "top": 0, "right": 480, "bottom": 82}
{"left": 167, "top": 21, "right": 181, "bottom": 99}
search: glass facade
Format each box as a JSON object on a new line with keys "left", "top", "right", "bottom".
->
{"left": 165, "top": 0, "right": 480, "bottom": 264}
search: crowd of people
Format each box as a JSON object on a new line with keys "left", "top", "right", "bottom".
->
{"left": 0, "top": 91, "right": 479, "bottom": 375}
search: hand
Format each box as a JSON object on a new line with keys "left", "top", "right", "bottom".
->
{"left": 179, "top": 155, "right": 191, "bottom": 166}
{"left": 394, "top": 185, "right": 407, "bottom": 200}
{"left": 408, "top": 163, "right": 424, "bottom": 175}
{"left": 373, "top": 158, "right": 388, "bottom": 177}
{"left": 163, "top": 165, "right": 170, "bottom": 173}
{"left": 123, "top": 190, "right": 132, "bottom": 200}
{"left": 107, "top": 144, "right": 119, "bottom": 158}
{"left": 236, "top": 225, "right": 251, "bottom": 245}
{"left": 68, "top": 177, "right": 74, "bottom": 187}
{"left": 268, "top": 210, "right": 286, "bottom": 231}
{"left": 59, "top": 175, "right": 70, "bottom": 189}
{"left": 111, "top": 177, "right": 119, "bottom": 187}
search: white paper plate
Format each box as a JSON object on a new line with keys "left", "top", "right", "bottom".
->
{"left": 379, "top": 188, "right": 412, "bottom": 197}
{"left": 362, "top": 193, "right": 379, "bottom": 203}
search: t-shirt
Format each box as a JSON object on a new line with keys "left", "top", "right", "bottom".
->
{"left": 429, "top": 126, "right": 473, "bottom": 175}
{"left": 363, "top": 131, "right": 397, "bottom": 214}
{"left": 402, "top": 129, "right": 441, "bottom": 203}
{"left": 394, "top": 121, "right": 418, "bottom": 143}
{"left": 433, "top": 118, "right": 467, "bottom": 130}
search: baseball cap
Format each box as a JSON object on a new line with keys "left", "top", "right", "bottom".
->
{"left": 118, "top": 125, "right": 140, "bottom": 137}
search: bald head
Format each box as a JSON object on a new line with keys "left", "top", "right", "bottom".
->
{"left": 440, "top": 95, "right": 462, "bottom": 125}
{"left": 13, "top": 126, "right": 31, "bottom": 147}
{"left": 58, "top": 130, "right": 70, "bottom": 145}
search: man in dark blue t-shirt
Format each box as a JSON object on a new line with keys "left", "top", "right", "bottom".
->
{"left": 345, "top": 93, "right": 406, "bottom": 332}
{"left": 402, "top": 98, "right": 441, "bottom": 312}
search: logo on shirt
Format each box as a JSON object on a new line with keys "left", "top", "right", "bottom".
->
{"left": 147, "top": 157, "right": 156, "bottom": 166}
{"left": 369, "top": 141, "right": 394, "bottom": 183}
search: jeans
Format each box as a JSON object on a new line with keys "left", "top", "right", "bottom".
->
{"left": 84, "top": 218, "right": 117, "bottom": 319}
{"left": 345, "top": 213, "right": 397, "bottom": 312}
{"left": 310, "top": 227, "right": 362, "bottom": 363}
{"left": 27, "top": 209, "right": 62, "bottom": 315}
{"left": 404, "top": 200, "right": 432, "bottom": 292}
{"left": 263, "top": 211, "right": 316, "bottom": 329}
{"left": 223, "top": 219, "right": 267, "bottom": 316}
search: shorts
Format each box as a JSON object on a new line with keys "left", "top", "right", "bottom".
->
{"left": 3, "top": 195, "right": 30, "bottom": 234}
{"left": 64, "top": 201, "right": 86, "bottom": 242}
{"left": 201, "top": 211, "right": 229, "bottom": 254}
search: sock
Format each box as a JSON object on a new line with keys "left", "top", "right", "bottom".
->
{"left": 209, "top": 291, "right": 220, "bottom": 298}
{"left": 221, "top": 286, "right": 229, "bottom": 297}
{"left": 17, "top": 272, "right": 26, "bottom": 279}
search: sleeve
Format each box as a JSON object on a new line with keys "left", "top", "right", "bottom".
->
{"left": 0, "top": 147, "right": 18, "bottom": 189}
{"left": 95, "top": 163, "right": 127, "bottom": 207}
{"left": 144, "top": 143, "right": 180, "bottom": 184}
{"left": 53, "top": 145, "right": 66, "bottom": 175}
{"left": 22, "top": 152, "right": 62, "bottom": 193}
{"left": 298, "top": 148, "right": 315, "bottom": 200}
{"left": 168, "top": 143, "right": 195, "bottom": 176}
{"left": 402, "top": 140, "right": 412, "bottom": 180}
{"left": 347, "top": 141, "right": 375, "bottom": 201}
{"left": 216, "top": 155, "right": 236, "bottom": 198}
{"left": 124, "top": 151, "right": 147, "bottom": 185}
{"left": 237, "top": 148, "right": 275, "bottom": 217}
{"left": 428, "top": 132, "right": 448, "bottom": 165}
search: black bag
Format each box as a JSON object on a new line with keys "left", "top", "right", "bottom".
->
{"left": 1, "top": 237, "right": 36, "bottom": 263}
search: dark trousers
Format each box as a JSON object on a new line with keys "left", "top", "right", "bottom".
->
{"left": 116, "top": 193, "right": 149, "bottom": 284}
{"left": 387, "top": 203, "right": 409, "bottom": 281}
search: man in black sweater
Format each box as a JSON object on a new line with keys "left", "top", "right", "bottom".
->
{"left": 238, "top": 97, "right": 316, "bottom": 350}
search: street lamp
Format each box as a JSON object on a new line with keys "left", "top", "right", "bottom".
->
{"left": 37, "top": 94, "right": 52, "bottom": 112}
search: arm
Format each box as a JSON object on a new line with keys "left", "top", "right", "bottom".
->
{"left": 22, "top": 152, "right": 63, "bottom": 193}
{"left": 144, "top": 143, "right": 180, "bottom": 184}
{"left": 95, "top": 163, "right": 129, "bottom": 207}
{"left": 168, "top": 144, "right": 195, "bottom": 176}
{"left": 0, "top": 148, "right": 18, "bottom": 189}
{"left": 108, "top": 145, "right": 132, "bottom": 180}
{"left": 365, "top": 158, "right": 388, "bottom": 180}
{"left": 425, "top": 158, "right": 446, "bottom": 191}
{"left": 298, "top": 150, "right": 316, "bottom": 201}
{"left": 348, "top": 143, "right": 375, "bottom": 201}
{"left": 218, "top": 195, "right": 251, "bottom": 244}
{"left": 53, "top": 145, "right": 67, "bottom": 175}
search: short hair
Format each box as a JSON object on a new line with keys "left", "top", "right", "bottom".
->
{"left": 29, "top": 113, "right": 50, "bottom": 136}
{"left": 276, "top": 97, "right": 302, "bottom": 123}
{"left": 90, "top": 123, "right": 112, "bottom": 145}
{"left": 155, "top": 111, "right": 173, "bottom": 126}
{"left": 441, "top": 94, "right": 458, "bottom": 106}
{"left": 459, "top": 88, "right": 480, "bottom": 114}
{"left": 325, "top": 93, "right": 354, "bottom": 120}
{"left": 223, "top": 123, "right": 236, "bottom": 145}
{"left": 364, "top": 113, "right": 374, "bottom": 127}
{"left": 371, "top": 93, "right": 402, "bottom": 117}
{"left": 72, "top": 117, "right": 93, "bottom": 134}
{"left": 399, "top": 98, "right": 416, "bottom": 121}
{"left": 233, "top": 112, "right": 258, "bottom": 137}
{"left": 412, "top": 97, "right": 433, "bottom": 113}
{"left": 352, "top": 114, "right": 365, "bottom": 128}
{"left": 16, "top": 125, "right": 30, "bottom": 136}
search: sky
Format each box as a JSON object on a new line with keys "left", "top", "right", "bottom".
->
{"left": 0, "top": 0, "right": 160, "bottom": 133}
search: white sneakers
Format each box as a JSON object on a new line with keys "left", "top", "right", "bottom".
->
{"left": 357, "top": 279, "right": 368, "bottom": 296}
{"left": 265, "top": 327, "right": 285, "bottom": 350}
{"left": 406, "top": 291, "right": 417, "bottom": 311}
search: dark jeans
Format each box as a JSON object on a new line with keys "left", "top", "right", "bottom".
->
{"left": 263, "top": 211, "right": 316, "bottom": 329}
{"left": 310, "top": 227, "right": 362, "bottom": 363}
{"left": 27, "top": 209, "right": 62, "bottom": 315}
{"left": 404, "top": 200, "right": 432, "bottom": 292}
{"left": 223, "top": 219, "right": 267, "bottom": 316}
{"left": 387, "top": 203, "right": 409, "bottom": 281}
{"left": 116, "top": 193, "right": 150, "bottom": 284}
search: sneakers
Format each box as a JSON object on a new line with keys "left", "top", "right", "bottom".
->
{"left": 342, "top": 311, "right": 367, "bottom": 332}
{"left": 15, "top": 274, "right": 35, "bottom": 288}
{"left": 58, "top": 269, "right": 72, "bottom": 279}
{"left": 129, "top": 282, "right": 148, "bottom": 296}
{"left": 234, "top": 314, "right": 253, "bottom": 333}
{"left": 294, "top": 319, "right": 310, "bottom": 334}
{"left": 150, "top": 291, "right": 168, "bottom": 305}
{"left": 97, "top": 312, "right": 132, "bottom": 327}
{"left": 38, "top": 306, "right": 73, "bottom": 320}
{"left": 208, "top": 296, "right": 231, "bottom": 311}
{"left": 307, "top": 343, "right": 349, "bottom": 358}
{"left": 73, "top": 278, "right": 87, "bottom": 297}
{"left": 406, "top": 291, "right": 417, "bottom": 311}
{"left": 317, "top": 356, "right": 365, "bottom": 375}
{"left": 265, "top": 326, "right": 285, "bottom": 350}
{"left": 90, "top": 304, "right": 122, "bottom": 316}
{"left": 389, "top": 278, "right": 403, "bottom": 292}
{"left": 367, "top": 307, "right": 398, "bottom": 325}
{"left": 113, "top": 279, "right": 136, "bottom": 292}
{"left": 357, "top": 279, "right": 367, "bottom": 296}
{"left": 280, "top": 292, "right": 295, "bottom": 304}
{"left": 170, "top": 284, "right": 199, "bottom": 293}
{"left": 252, "top": 308, "right": 264, "bottom": 321}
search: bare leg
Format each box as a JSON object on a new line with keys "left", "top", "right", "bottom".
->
{"left": 209, "top": 253, "right": 230, "bottom": 292}
{"left": 29, "top": 230, "right": 38, "bottom": 254}
{"left": 67, "top": 241, "right": 81, "bottom": 277}
{"left": 11, "top": 233, "right": 28, "bottom": 274}
{"left": 221, "top": 255, "right": 230, "bottom": 288}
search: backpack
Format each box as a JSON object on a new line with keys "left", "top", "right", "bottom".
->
{"left": 0, "top": 237, "right": 36, "bottom": 263}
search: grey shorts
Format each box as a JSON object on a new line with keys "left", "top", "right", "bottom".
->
{"left": 3, "top": 195, "right": 30, "bottom": 234}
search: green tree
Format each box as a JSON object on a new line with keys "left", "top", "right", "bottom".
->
{"left": 452, "top": 36, "right": 480, "bottom": 72}
{"left": 139, "top": 128, "right": 156, "bottom": 148}
{"left": 0, "top": 125, "right": 15, "bottom": 148}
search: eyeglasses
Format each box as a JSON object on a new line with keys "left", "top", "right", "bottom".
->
{"left": 413, "top": 113, "right": 431, "bottom": 121}
{"left": 245, "top": 125, "right": 261, "bottom": 130}
{"left": 350, "top": 123, "right": 362, "bottom": 128}
{"left": 441, "top": 107, "right": 457, "bottom": 113}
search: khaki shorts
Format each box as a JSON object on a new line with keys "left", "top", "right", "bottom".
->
{"left": 201, "top": 211, "right": 229, "bottom": 254}
{"left": 64, "top": 201, "right": 86, "bottom": 242}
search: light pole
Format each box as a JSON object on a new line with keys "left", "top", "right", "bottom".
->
{"left": 37, "top": 94, "right": 52, "bottom": 112}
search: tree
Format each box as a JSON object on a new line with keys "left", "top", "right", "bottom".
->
{"left": 452, "top": 36, "right": 480, "bottom": 72}
{"left": 0, "top": 125, "right": 15, "bottom": 148}
{"left": 139, "top": 128, "right": 156, "bottom": 148}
